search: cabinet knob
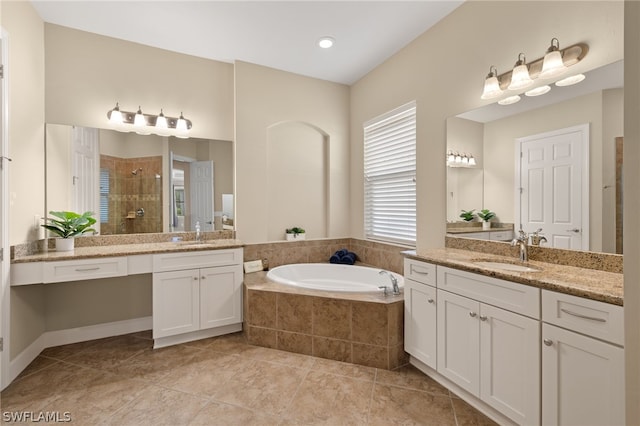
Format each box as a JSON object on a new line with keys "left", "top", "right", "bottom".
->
{"left": 427, "top": 298, "right": 434, "bottom": 304}
{"left": 469, "top": 312, "right": 477, "bottom": 318}
{"left": 193, "top": 277, "right": 198, "bottom": 281}
{"left": 479, "top": 315, "right": 488, "bottom": 321}
{"left": 201, "top": 276, "right": 206, "bottom": 280}
{"left": 543, "top": 339, "right": 553, "bottom": 346}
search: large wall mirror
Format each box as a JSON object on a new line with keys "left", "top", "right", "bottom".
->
{"left": 447, "top": 60, "right": 623, "bottom": 254}
{"left": 46, "top": 124, "right": 233, "bottom": 235}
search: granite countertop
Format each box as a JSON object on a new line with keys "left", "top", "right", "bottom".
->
{"left": 11, "top": 239, "right": 244, "bottom": 264}
{"left": 446, "top": 226, "right": 513, "bottom": 234}
{"left": 404, "top": 248, "right": 623, "bottom": 306}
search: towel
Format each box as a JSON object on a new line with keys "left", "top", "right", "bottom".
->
{"left": 330, "top": 249, "right": 357, "bottom": 265}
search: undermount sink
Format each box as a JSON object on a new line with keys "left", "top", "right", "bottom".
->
{"left": 473, "top": 261, "right": 541, "bottom": 273}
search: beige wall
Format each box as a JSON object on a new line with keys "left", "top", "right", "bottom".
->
{"left": 602, "top": 88, "right": 624, "bottom": 253}
{"left": 2, "top": 1, "right": 46, "bottom": 245}
{"left": 624, "top": 2, "right": 640, "bottom": 423}
{"left": 235, "top": 61, "right": 350, "bottom": 243}
{"left": 44, "top": 24, "right": 234, "bottom": 141}
{"left": 350, "top": 1, "right": 624, "bottom": 251}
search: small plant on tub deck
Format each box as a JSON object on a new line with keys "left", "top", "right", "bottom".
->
{"left": 476, "top": 209, "right": 495, "bottom": 222}
{"left": 285, "top": 226, "right": 306, "bottom": 240}
{"left": 41, "top": 211, "right": 97, "bottom": 238}
{"left": 459, "top": 209, "right": 476, "bottom": 222}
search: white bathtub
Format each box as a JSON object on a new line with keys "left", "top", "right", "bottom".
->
{"left": 266, "top": 263, "right": 404, "bottom": 293}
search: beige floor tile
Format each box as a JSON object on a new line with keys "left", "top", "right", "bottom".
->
{"left": 189, "top": 400, "right": 280, "bottom": 426}
{"left": 376, "top": 365, "right": 450, "bottom": 396}
{"left": 281, "top": 370, "right": 374, "bottom": 425}
{"left": 108, "top": 385, "right": 209, "bottom": 426}
{"left": 368, "top": 383, "right": 457, "bottom": 426}
{"left": 14, "top": 355, "right": 60, "bottom": 380}
{"left": 239, "top": 345, "right": 317, "bottom": 369}
{"left": 111, "top": 344, "right": 204, "bottom": 383}
{"left": 64, "top": 334, "right": 152, "bottom": 370}
{"left": 40, "top": 337, "right": 111, "bottom": 360}
{"left": 211, "top": 360, "right": 308, "bottom": 416}
{"left": 451, "top": 397, "right": 500, "bottom": 426}
{"left": 312, "top": 357, "right": 376, "bottom": 382}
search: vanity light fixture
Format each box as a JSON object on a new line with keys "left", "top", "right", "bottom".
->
{"left": 539, "top": 38, "right": 568, "bottom": 79}
{"left": 508, "top": 53, "right": 534, "bottom": 91}
{"left": 481, "top": 39, "right": 588, "bottom": 104}
{"left": 106, "top": 103, "right": 193, "bottom": 137}
{"left": 446, "top": 150, "right": 477, "bottom": 167}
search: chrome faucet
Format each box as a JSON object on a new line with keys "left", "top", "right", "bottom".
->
{"left": 511, "top": 228, "right": 528, "bottom": 262}
{"left": 379, "top": 270, "right": 400, "bottom": 295}
{"left": 530, "top": 228, "right": 548, "bottom": 246}
{"left": 195, "top": 221, "right": 201, "bottom": 243}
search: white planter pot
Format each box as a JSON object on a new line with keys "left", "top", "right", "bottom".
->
{"left": 55, "top": 238, "right": 75, "bottom": 251}
{"left": 285, "top": 233, "right": 306, "bottom": 241}
{"left": 482, "top": 221, "right": 491, "bottom": 231}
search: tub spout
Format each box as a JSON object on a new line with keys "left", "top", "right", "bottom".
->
{"left": 379, "top": 270, "right": 400, "bottom": 295}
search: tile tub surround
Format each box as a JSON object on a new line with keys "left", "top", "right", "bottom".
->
{"left": 243, "top": 238, "right": 407, "bottom": 274}
{"left": 407, "top": 247, "right": 623, "bottom": 306}
{"left": 1, "top": 332, "right": 496, "bottom": 425}
{"left": 244, "top": 271, "right": 408, "bottom": 370}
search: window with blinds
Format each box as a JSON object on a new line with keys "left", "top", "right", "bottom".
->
{"left": 364, "top": 101, "right": 416, "bottom": 246}
{"left": 99, "top": 168, "right": 109, "bottom": 223}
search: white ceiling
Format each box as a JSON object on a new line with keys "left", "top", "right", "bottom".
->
{"left": 30, "top": 0, "right": 464, "bottom": 85}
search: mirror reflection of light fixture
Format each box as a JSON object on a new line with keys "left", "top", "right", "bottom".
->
{"left": 498, "top": 95, "right": 521, "bottom": 105}
{"left": 508, "top": 53, "right": 534, "bottom": 91}
{"left": 525, "top": 85, "right": 551, "bottom": 97}
{"left": 106, "top": 104, "right": 193, "bottom": 137}
{"left": 447, "top": 150, "right": 477, "bottom": 167}
{"left": 555, "top": 73, "right": 586, "bottom": 87}
{"left": 481, "top": 66, "right": 503, "bottom": 100}
{"left": 539, "top": 38, "right": 568, "bottom": 79}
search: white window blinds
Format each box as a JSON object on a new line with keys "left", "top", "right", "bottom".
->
{"left": 364, "top": 101, "right": 416, "bottom": 246}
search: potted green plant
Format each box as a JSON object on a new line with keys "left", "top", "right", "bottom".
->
{"left": 285, "top": 226, "right": 306, "bottom": 241}
{"left": 41, "top": 211, "right": 97, "bottom": 251}
{"left": 477, "top": 209, "right": 495, "bottom": 230}
{"left": 459, "top": 209, "right": 476, "bottom": 222}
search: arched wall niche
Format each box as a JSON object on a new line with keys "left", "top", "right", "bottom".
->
{"left": 266, "top": 121, "right": 329, "bottom": 241}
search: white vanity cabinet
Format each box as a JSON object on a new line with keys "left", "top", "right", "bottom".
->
{"left": 403, "top": 259, "right": 437, "bottom": 369}
{"left": 541, "top": 290, "right": 625, "bottom": 426}
{"left": 152, "top": 248, "right": 243, "bottom": 347}
{"left": 436, "top": 266, "right": 540, "bottom": 425}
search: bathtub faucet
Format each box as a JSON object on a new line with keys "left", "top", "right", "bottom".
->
{"left": 379, "top": 270, "right": 400, "bottom": 295}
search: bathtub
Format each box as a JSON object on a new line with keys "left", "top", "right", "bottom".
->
{"left": 266, "top": 263, "right": 404, "bottom": 293}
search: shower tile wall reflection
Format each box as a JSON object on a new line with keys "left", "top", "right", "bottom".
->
{"left": 100, "top": 155, "right": 163, "bottom": 235}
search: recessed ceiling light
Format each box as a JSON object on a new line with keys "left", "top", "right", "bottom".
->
{"left": 498, "top": 95, "right": 521, "bottom": 106}
{"left": 317, "top": 36, "right": 335, "bottom": 49}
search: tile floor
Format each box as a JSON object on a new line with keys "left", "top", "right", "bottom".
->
{"left": 1, "top": 331, "right": 497, "bottom": 425}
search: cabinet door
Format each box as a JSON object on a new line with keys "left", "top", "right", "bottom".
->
{"left": 153, "top": 270, "right": 200, "bottom": 338}
{"left": 404, "top": 279, "right": 437, "bottom": 369}
{"left": 480, "top": 304, "right": 540, "bottom": 425}
{"left": 437, "top": 290, "right": 480, "bottom": 396}
{"left": 199, "top": 265, "right": 243, "bottom": 329}
{"left": 542, "top": 323, "right": 625, "bottom": 426}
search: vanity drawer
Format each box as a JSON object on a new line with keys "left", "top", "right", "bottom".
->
{"left": 404, "top": 258, "right": 436, "bottom": 287}
{"left": 489, "top": 230, "right": 513, "bottom": 241}
{"left": 437, "top": 266, "right": 540, "bottom": 319}
{"left": 542, "top": 290, "right": 624, "bottom": 346}
{"left": 153, "top": 248, "right": 242, "bottom": 272}
{"left": 43, "top": 257, "right": 128, "bottom": 283}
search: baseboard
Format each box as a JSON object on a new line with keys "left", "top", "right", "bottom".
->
{"left": 409, "top": 356, "right": 517, "bottom": 426}
{"left": 153, "top": 323, "right": 242, "bottom": 349}
{"left": 6, "top": 316, "right": 152, "bottom": 389}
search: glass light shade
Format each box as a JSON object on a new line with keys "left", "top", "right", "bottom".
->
{"left": 455, "top": 154, "right": 462, "bottom": 163}
{"left": 108, "top": 104, "right": 123, "bottom": 124}
{"left": 481, "top": 75, "right": 503, "bottom": 100}
{"left": 539, "top": 50, "right": 567, "bottom": 79}
{"left": 525, "top": 85, "right": 551, "bottom": 97}
{"left": 134, "top": 107, "right": 146, "bottom": 127}
{"left": 508, "top": 64, "right": 534, "bottom": 90}
{"left": 447, "top": 151, "right": 455, "bottom": 163}
{"left": 468, "top": 156, "right": 477, "bottom": 166}
{"left": 176, "top": 113, "right": 188, "bottom": 131}
{"left": 155, "top": 111, "right": 168, "bottom": 129}
{"left": 462, "top": 155, "right": 469, "bottom": 165}
{"left": 498, "top": 95, "right": 521, "bottom": 105}
{"left": 555, "top": 74, "right": 585, "bottom": 87}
